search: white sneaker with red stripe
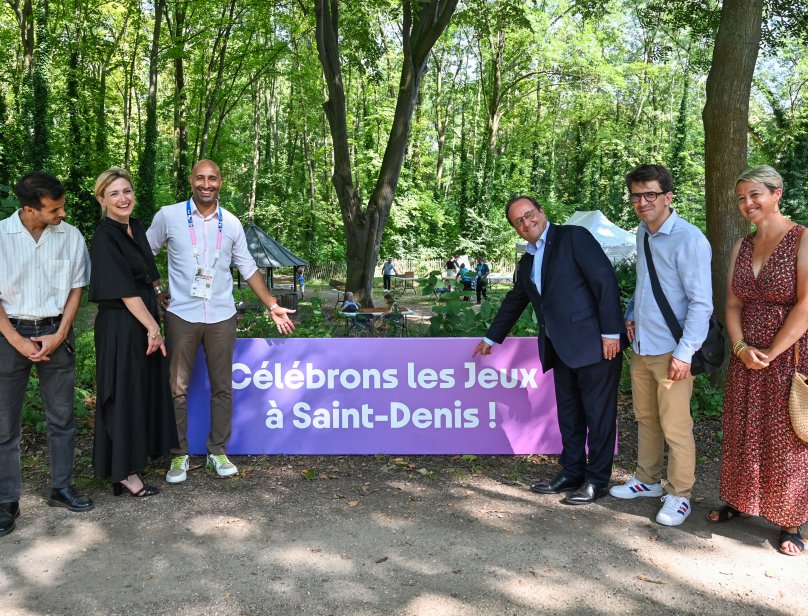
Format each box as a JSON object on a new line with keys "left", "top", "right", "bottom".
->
{"left": 609, "top": 476, "right": 664, "bottom": 499}
{"left": 656, "top": 495, "right": 691, "bottom": 526}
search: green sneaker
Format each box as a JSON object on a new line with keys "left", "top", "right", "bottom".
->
{"left": 166, "top": 455, "right": 189, "bottom": 484}
{"left": 206, "top": 454, "right": 238, "bottom": 477}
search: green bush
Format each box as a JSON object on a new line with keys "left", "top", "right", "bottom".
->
{"left": 691, "top": 373, "right": 724, "bottom": 420}
{"left": 422, "top": 270, "right": 538, "bottom": 338}
{"left": 236, "top": 295, "right": 332, "bottom": 339}
{"left": 22, "top": 329, "right": 94, "bottom": 435}
{"left": 613, "top": 255, "right": 637, "bottom": 307}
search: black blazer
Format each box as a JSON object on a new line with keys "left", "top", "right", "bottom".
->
{"left": 486, "top": 223, "right": 626, "bottom": 371}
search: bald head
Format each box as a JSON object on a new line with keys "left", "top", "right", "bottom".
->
{"left": 191, "top": 159, "right": 221, "bottom": 177}
{"left": 189, "top": 159, "right": 222, "bottom": 210}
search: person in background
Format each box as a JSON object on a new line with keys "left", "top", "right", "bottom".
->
{"left": 342, "top": 292, "right": 361, "bottom": 312}
{"left": 446, "top": 255, "right": 459, "bottom": 279}
{"left": 382, "top": 257, "right": 397, "bottom": 291}
{"left": 382, "top": 293, "right": 403, "bottom": 335}
{"left": 147, "top": 159, "right": 296, "bottom": 485}
{"left": 297, "top": 268, "right": 305, "bottom": 296}
{"left": 476, "top": 255, "right": 490, "bottom": 304}
{"left": 89, "top": 167, "right": 175, "bottom": 498}
{"left": 0, "top": 172, "right": 93, "bottom": 538}
{"left": 708, "top": 166, "right": 808, "bottom": 556}
{"left": 457, "top": 263, "right": 474, "bottom": 301}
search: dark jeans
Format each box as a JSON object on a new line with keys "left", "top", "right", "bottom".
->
{"left": 0, "top": 323, "right": 76, "bottom": 503}
{"left": 383, "top": 275, "right": 392, "bottom": 291}
{"left": 476, "top": 279, "right": 488, "bottom": 303}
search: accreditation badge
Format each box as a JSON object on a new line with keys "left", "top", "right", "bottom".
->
{"left": 190, "top": 266, "right": 215, "bottom": 299}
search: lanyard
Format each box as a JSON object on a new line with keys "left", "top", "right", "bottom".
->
{"left": 186, "top": 199, "right": 223, "bottom": 267}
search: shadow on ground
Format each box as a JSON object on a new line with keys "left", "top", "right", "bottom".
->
{"left": 2, "top": 451, "right": 802, "bottom": 616}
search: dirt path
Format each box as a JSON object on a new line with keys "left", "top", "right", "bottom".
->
{"left": 3, "top": 285, "right": 804, "bottom": 615}
{"left": 4, "top": 421, "right": 804, "bottom": 615}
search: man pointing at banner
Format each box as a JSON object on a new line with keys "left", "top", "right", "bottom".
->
{"left": 147, "top": 159, "right": 295, "bottom": 485}
{"left": 472, "top": 196, "right": 626, "bottom": 505}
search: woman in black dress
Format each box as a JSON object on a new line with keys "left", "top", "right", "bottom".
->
{"left": 89, "top": 167, "right": 176, "bottom": 497}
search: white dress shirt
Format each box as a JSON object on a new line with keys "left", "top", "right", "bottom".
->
{"left": 147, "top": 200, "right": 259, "bottom": 324}
{"left": 0, "top": 211, "right": 90, "bottom": 319}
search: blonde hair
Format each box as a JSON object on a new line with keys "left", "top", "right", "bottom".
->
{"left": 94, "top": 167, "right": 134, "bottom": 218}
{"left": 735, "top": 165, "right": 783, "bottom": 192}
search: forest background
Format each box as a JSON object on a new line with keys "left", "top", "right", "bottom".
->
{"left": 0, "top": 0, "right": 806, "bottom": 298}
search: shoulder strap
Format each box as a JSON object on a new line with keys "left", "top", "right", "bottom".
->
{"left": 644, "top": 232, "right": 684, "bottom": 343}
{"left": 792, "top": 226, "right": 806, "bottom": 367}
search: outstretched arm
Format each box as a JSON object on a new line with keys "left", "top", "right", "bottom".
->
{"left": 245, "top": 272, "right": 296, "bottom": 335}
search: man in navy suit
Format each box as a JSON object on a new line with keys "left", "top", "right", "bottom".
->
{"left": 473, "top": 196, "right": 626, "bottom": 504}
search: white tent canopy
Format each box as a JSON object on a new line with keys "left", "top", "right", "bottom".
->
{"left": 516, "top": 209, "right": 636, "bottom": 264}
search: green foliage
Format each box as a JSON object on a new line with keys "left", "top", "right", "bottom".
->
{"left": 22, "top": 332, "right": 94, "bottom": 435}
{"left": 422, "top": 270, "right": 538, "bottom": 338}
{"left": 235, "top": 293, "right": 332, "bottom": 339}
{"left": 0, "top": 182, "right": 17, "bottom": 220}
{"left": 690, "top": 373, "right": 724, "bottom": 420}
{"left": 612, "top": 255, "right": 638, "bottom": 307}
{"left": 0, "top": 0, "right": 805, "bottom": 264}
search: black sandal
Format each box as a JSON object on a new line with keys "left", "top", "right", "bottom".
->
{"left": 706, "top": 504, "right": 742, "bottom": 523}
{"left": 112, "top": 472, "right": 160, "bottom": 498}
{"left": 779, "top": 530, "right": 804, "bottom": 556}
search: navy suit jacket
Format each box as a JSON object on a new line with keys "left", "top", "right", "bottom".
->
{"left": 486, "top": 223, "right": 626, "bottom": 372}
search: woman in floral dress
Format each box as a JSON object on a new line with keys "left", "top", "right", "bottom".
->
{"left": 709, "top": 166, "right": 808, "bottom": 556}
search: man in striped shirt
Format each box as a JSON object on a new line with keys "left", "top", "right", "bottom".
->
{"left": 0, "top": 172, "right": 93, "bottom": 538}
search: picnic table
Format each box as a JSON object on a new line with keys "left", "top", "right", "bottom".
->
{"left": 392, "top": 273, "right": 417, "bottom": 291}
{"left": 339, "top": 307, "right": 414, "bottom": 336}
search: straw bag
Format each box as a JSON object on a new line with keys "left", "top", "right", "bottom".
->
{"left": 788, "top": 344, "right": 808, "bottom": 443}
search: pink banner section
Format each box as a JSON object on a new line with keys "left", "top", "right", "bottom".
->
{"left": 187, "top": 337, "right": 560, "bottom": 454}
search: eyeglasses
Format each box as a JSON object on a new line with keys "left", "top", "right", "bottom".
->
{"left": 512, "top": 208, "right": 540, "bottom": 228}
{"left": 629, "top": 191, "right": 666, "bottom": 203}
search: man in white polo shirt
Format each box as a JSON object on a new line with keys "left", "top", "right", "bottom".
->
{"left": 0, "top": 172, "right": 93, "bottom": 538}
{"left": 147, "top": 159, "right": 295, "bottom": 484}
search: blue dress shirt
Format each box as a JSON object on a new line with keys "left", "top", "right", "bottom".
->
{"left": 624, "top": 211, "right": 713, "bottom": 362}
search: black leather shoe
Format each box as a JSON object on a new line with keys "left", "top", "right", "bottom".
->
{"left": 530, "top": 474, "right": 584, "bottom": 494}
{"left": 47, "top": 486, "right": 94, "bottom": 512}
{"left": 562, "top": 481, "right": 609, "bottom": 505}
{"left": 0, "top": 502, "right": 20, "bottom": 537}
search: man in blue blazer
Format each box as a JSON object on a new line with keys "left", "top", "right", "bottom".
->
{"left": 473, "top": 196, "right": 626, "bottom": 504}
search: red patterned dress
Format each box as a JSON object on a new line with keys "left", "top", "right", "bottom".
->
{"left": 720, "top": 225, "right": 808, "bottom": 527}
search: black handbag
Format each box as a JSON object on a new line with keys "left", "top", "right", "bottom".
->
{"left": 643, "top": 233, "right": 726, "bottom": 375}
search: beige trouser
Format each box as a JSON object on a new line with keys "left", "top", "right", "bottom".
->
{"left": 631, "top": 352, "right": 696, "bottom": 498}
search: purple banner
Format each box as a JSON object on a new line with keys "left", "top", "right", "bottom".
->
{"left": 187, "top": 337, "right": 560, "bottom": 454}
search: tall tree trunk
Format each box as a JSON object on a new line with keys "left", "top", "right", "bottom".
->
{"left": 95, "top": 65, "right": 108, "bottom": 171}
{"left": 170, "top": 0, "right": 189, "bottom": 201}
{"left": 30, "top": 0, "right": 50, "bottom": 169}
{"left": 18, "top": 0, "right": 34, "bottom": 98}
{"left": 198, "top": 0, "right": 237, "bottom": 160}
{"left": 123, "top": 17, "right": 141, "bottom": 169}
{"left": 248, "top": 82, "right": 261, "bottom": 223}
{"left": 137, "top": 0, "right": 164, "bottom": 222}
{"left": 702, "top": 0, "right": 762, "bottom": 330}
{"left": 315, "top": 0, "right": 458, "bottom": 305}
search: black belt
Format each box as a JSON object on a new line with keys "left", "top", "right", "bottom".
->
{"left": 9, "top": 315, "right": 62, "bottom": 328}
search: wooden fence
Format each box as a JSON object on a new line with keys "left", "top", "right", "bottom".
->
{"left": 304, "top": 258, "right": 514, "bottom": 283}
